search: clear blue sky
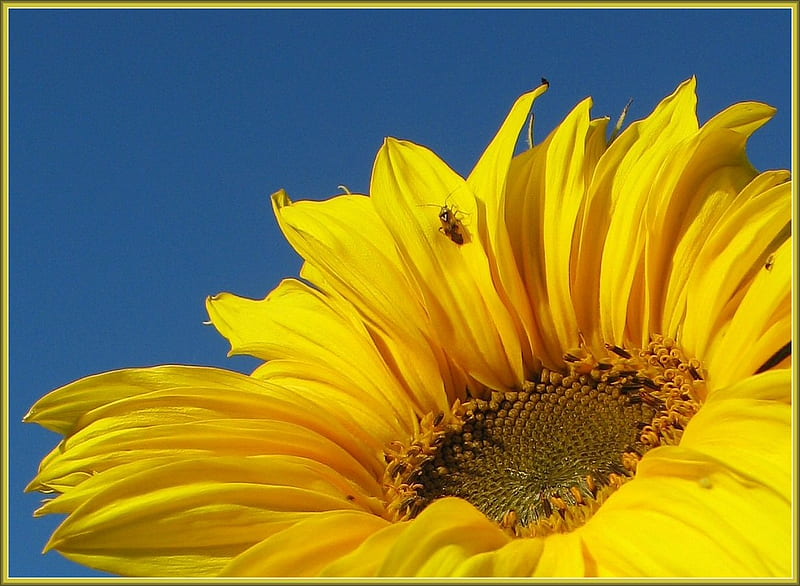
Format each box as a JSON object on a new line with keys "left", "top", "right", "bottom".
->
{"left": 6, "top": 6, "right": 793, "bottom": 578}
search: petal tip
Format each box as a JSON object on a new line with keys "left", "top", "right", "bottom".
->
{"left": 271, "top": 188, "right": 291, "bottom": 210}
{"left": 42, "top": 533, "right": 60, "bottom": 554}
{"left": 681, "top": 75, "right": 698, "bottom": 93}
{"left": 383, "top": 136, "right": 403, "bottom": 152}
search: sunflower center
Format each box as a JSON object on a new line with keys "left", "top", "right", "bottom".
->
{"left": 383, "top": 335, "right": 704, "bottom": 537}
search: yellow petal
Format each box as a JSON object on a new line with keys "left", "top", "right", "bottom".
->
{"left": 504, "top": 133, "right": 563, "bottom": 366}
{"left": 703, "top": 366, "right": 791, "bottom": 403}
{"left": 207, "top": 278, "right": 420, "bottom": 425}
{"left": 599, "top": 78, "right": 699, "bottom": 346}
{"left": 271, "top": 190, "right": 457, "bottom": 409}
{"left": 540, "top": 98, "right": 595, "bottom": 352}
{"left": 377, "top": 497, "right": 510, "bottom": 576}
{"left": 681, "top": 181, "right": 790, "bottom": 371}
{"left": 680, "top": 369, "right": 791, "bottom": 499}
{"left": 467, "top": 81, "right": 549, "bottom": 244}
{"left": 371, "top": 138, "right": 524, "bottom": 390}
{"left": 24, "top": 365, "right": 254, "bottom": 434}
{"left": 736, "top": 168, "right": 791, "bottom": 202}
{"left": 60, "top": 551, "right": 236, "bottom": 578}
{"left": 582, "top": 447, "right": 790, "bottom": 576}
{"left": 645, "top": 101, "right": 775, "bottom": 340}
{"left": 33, "top": 457, "right": 183, "bottom": 515}
{"left": 248, "top": 359, "right": 417, "bottom": 469}
{"left": 574, "top": 124, "right": 659, "bottom": 357}
{"left": 319, "top": 522, "right": 408, "bottom": 576}
{"left": 703, "top": 100, "right": 777, "bottom": 135}
{"left": 532, "top": 531, "right": 587, "bottom": 576}
{"left": 271, "top": 190, "right": 426, "bottom": 337}
{"left": 26, "top": 365, "right": 390, "bottom": 486}
{"left": 220, "top": 510, "right": 389, "bottom": 576}
{"left": 703, "top": 235, "right": 792, "bottom": 388}
{"left": 46, "top": 456, "right": 369, "bottom": 576}
{"left": 452, "top": 537, "right": 545, "bottom": 577}
{"left": 504, "top": 102, "right": 610, "bottom": 366}
{"left": 29, "top": 419, "right": 383, "bottom": 503}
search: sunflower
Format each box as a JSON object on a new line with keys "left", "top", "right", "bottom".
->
{"left": 25, "top": 77, "right": 792, "bottom": 578}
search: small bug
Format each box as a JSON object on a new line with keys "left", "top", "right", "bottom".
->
{"left": 765, "top": 254, "right": 775, "bottom": 271}
{"left": 419, "top": 197, "right": 470, "bottom": 245}
{"left": 437, "top": 204, "right": 467, "bottom": 244}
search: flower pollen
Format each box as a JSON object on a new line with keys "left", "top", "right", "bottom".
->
{"left": 383, "top": 335, "right": 703, "bottom": 537}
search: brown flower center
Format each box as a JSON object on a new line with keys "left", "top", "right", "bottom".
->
{"left": 383, "top": 335, "right": 704, "bottom": 537}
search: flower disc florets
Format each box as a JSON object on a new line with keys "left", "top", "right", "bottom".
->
{"left": 384, "top": 335, "right": 703, "bottom": 537}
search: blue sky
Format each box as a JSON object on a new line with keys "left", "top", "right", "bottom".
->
{"left": 5, "top": 6, "right": 793, "bottom": 578}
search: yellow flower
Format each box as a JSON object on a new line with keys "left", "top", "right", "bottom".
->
{"left": 25, "top": 77, "right": 792, "bottom": 577}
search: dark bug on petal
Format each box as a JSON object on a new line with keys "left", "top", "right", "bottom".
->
{"left": 437, "top": 204, "right": 468, "bottom": 245}
{"left": 420, "top": 197, "right": 469, "bottom": 245}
